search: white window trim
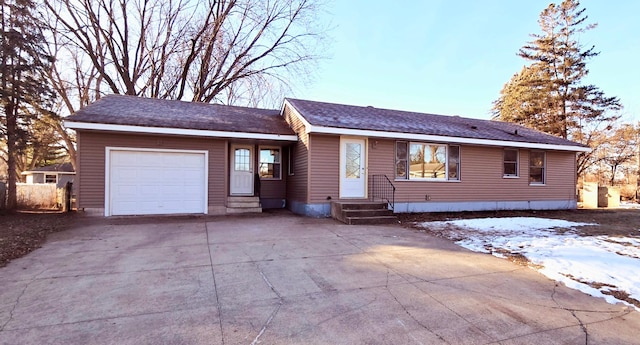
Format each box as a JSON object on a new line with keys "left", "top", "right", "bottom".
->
{"left": 258, "top": 146, "right": 282, "bottom": 180}
{"left": 529, "top": 151, "right": 546, "bottom": 186}
{"left": 104, "top": 147, "right": 209, "bottom": 217}
{"left": 503, "top": 148, "right": 519, "bottom": 178}
{"left": 400, "top": 142, "right": 459, "bottom": 181}
{"left": 45, "top": 174, "right": 57, "bottom": 184}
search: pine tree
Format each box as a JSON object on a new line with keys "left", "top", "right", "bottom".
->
{"left": 1, "top": 0, "right": 54, "bottom": 209}
{"left": 492, "top": 0, "right": 622, "bottom": 177}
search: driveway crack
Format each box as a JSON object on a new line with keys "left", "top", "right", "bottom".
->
{"left": 551, "top": 283, "right": 589, "bottom": 345}
{"left": 0, "top": 269, "right": 46, "bottom": 332}
{"left": 250, "top": 264, "right": 284, "bottom": 345}
{"left": 383, "top": 269, "right": 450, "bottom": 344}
{"left": 205, "top": 221, "right": 225, "bottom": 345}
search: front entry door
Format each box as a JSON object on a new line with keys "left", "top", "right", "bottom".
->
{"left": 230, "top": 145, "right": 254, "bottom": 195}
{"left": 340, "top": 138, "right": 366, "bottom": 198}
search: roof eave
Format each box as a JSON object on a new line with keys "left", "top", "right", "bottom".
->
{"left": 22, "top": 171, "right": 76, "bottom": 175}
{"left": 281, "top": 99, "right": 314, "bottom": 135}
{"left": 64, "top": 121, "right": 298, "bottom": 142}
{"left": 306, "top": 125, "right": 591, "bottom": 152}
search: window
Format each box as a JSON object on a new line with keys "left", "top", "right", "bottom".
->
{"left": 411, "top": 143, "right": 445, "bottom": 178}
{"left": 448, "top": 145, "right": 460, "bottom": 180}
{"left": 395, "top": 141, "right": 460, "bottom": 181}
{"left": 503, "top": 148, "right": 519, "bottom": 177}
{"left": 259, "top": 147, "right": 281, "bottom": 179}
{"left": 45, "top": 174, "right": 57, "bottom": 184}
{"left": 234, "top": 148, "right": 250, "bottom": 171}
{"left": 288, "top": 146, "right": 295, "bottom": 176}
{"left": 395, "top": 141, "right": 408, "bottom": 179}
{"left": 529, "top": 151, "right": 545, "bottom": 184}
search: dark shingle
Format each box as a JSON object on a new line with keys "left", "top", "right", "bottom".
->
{"left": 66, "top": 94, "right": 295, "bottom": 136}
{"left": 286, "top": 98, "right": 586, "bottom": 148}
{"left": 30, "top": 163, "right": 74, "bottom": 172}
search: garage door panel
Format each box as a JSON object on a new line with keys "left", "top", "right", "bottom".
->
{"left": 182, "top": 169, "right": 204, "bottom": 181}
{"left": 177, "top": 154, "right": 204, "bottom": 167}
{"left": 109, "top": 150, "right": 207, "bottom": 216}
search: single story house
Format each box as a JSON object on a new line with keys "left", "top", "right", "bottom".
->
{"left": 21, "top": 163, "right": 75, "bottom": 189}
{"left": 64, "top": 95, "right": 589, "bottom": 217}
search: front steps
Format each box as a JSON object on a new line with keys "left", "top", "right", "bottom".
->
{"left": 331, "top": 201, "right": 398, "bottom": 225}
{"left": 226, "top": 196, "right": 262, "bottom": 214}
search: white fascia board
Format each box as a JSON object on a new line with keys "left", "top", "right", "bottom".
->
{"left": 306, "top": 125, "right": 591, "bottom": 152}
{"left": 64, "top": 121, "right": 298, "bottom": 142}
{"left": 21, "top": 171, "right": 75, "bottom": 175}
{"left": 281, "top": 100, "right": 314, "bottom": 134}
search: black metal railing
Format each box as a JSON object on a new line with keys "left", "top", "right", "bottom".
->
{"left": 370, "top": 175, "right": 395, "bottom": 212}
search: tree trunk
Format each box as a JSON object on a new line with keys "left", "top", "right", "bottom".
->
{"left": 610, "top": 165, "right": 617, "bottom": 186}
{"left": 5, "top": 102, "right": 17, "bottom": 210}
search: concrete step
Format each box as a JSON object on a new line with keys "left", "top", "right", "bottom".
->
{"left": 331, "top": 201, "right": 397, "bottom": 225}
{"left": 227, "top": 201, "right": 261, "bottom": 208}
{"left": 336, "top": 202, "right": 388, "bottom": 210}
{"left": 227, "top": 196, "right": 260, "bottom": 202}
{"left": 226, "top": 207, "right": 262, "bottom": 214}
{"left": 342, "top": 209, "right": 394, "bottom": 218}
{"left": 346, "top": 216, "right": 399, "bottom": 225}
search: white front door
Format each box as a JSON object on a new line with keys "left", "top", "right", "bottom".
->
{"left": 230, "top": 145, "right": 254, "bottom": 195}
{"left": 340, "top": 138, "right": 366, "bottom": 198}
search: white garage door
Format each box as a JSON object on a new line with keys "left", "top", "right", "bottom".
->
{"left": 108, "top": 149, "right": 207, "bottom": 216}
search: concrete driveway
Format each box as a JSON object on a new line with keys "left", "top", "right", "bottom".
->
{"left": 1, "top": 211, "right": 638, "bottom": 345}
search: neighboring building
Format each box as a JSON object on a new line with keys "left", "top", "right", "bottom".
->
{"left": 64, "top": 95, "right": 589, "bottom": 217}
{"left": 21, "top": 163, "right": 75, "bottom": 189}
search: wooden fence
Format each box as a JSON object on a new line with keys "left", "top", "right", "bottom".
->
{"left": 16, "top": 183, "right": 72, "bottom": 211}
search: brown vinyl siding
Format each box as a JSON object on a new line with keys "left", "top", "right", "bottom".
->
{"left": 368, "top": 139, "right": 576, "bottom": 202}
{"left": 308, "top": 134, "right": 340, "bottom": 203}
{"left": 76, "top": 131, "right": 226, "bottom": 209}
{"left": 260, "top": 178, "right": 286, "bottom": 199}
{"left": 282, "top": 105, "right": 310, "bottom": 203}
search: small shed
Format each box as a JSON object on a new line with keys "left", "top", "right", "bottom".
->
{"left": 21, "top": 163, "right": 75, "bottom": 189}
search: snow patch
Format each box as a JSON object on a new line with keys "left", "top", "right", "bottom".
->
{"left": 418, "top": 217, "right": 640, "bottom": 311}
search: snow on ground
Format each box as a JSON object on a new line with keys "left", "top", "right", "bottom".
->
{"left": 418, "top": 217, "right": 640, "bottom": 310}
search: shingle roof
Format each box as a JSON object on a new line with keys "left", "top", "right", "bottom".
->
{"left": 66, "top": 94, "right": 295, "bottom": 136}
{"left": 285, "top": 98, "right": 587, "bottom": 148}
{"left": 26, "top": 163, "right": 74, "bottom": 173}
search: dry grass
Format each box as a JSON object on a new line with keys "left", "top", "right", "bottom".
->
{"left": 16, "top": 183, "right": 59, "bottom": 209}
{"left": 0, "top": 211, "right": 75, "bottom": 267}
{"left": 398, "top": 208, "right": 640, "bottom": 238}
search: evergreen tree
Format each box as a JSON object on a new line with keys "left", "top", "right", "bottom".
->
{"left": 492, "top": 0, "right": 622, "bottom": 177}
{"left": 493, "top": 0, "right": 622, "bottom": 139}
{"left": 1, "top": 0, "right": 54, "bottom": 209}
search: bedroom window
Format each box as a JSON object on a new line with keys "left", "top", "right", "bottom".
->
{"left": 503, "top": 148, "right": 519, "bottom": 177}
{"left": 529, "top": 151, "right": 545, "bottom": 185}
{"left": 259, "top": 147, "right": 281, "bottom": 179}
{"left": 395, "top": 141, "right": 460, "bottom": 181}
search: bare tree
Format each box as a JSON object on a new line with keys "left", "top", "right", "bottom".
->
{"left": 44, "top": 0, "right": 325, "bottom": 104}
{"left": 599, "top": 123, "right": 639, "bottom": 185}
{"left": 42, "top": 0, "right": 325, "bottom": 169}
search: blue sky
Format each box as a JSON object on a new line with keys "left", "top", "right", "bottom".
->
{"left": 298, "top": 0, "right": 640, "bottom": 121}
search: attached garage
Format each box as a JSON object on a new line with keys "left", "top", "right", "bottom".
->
{"left": 106, "top": 148, "right": 208, "bottom": 216}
